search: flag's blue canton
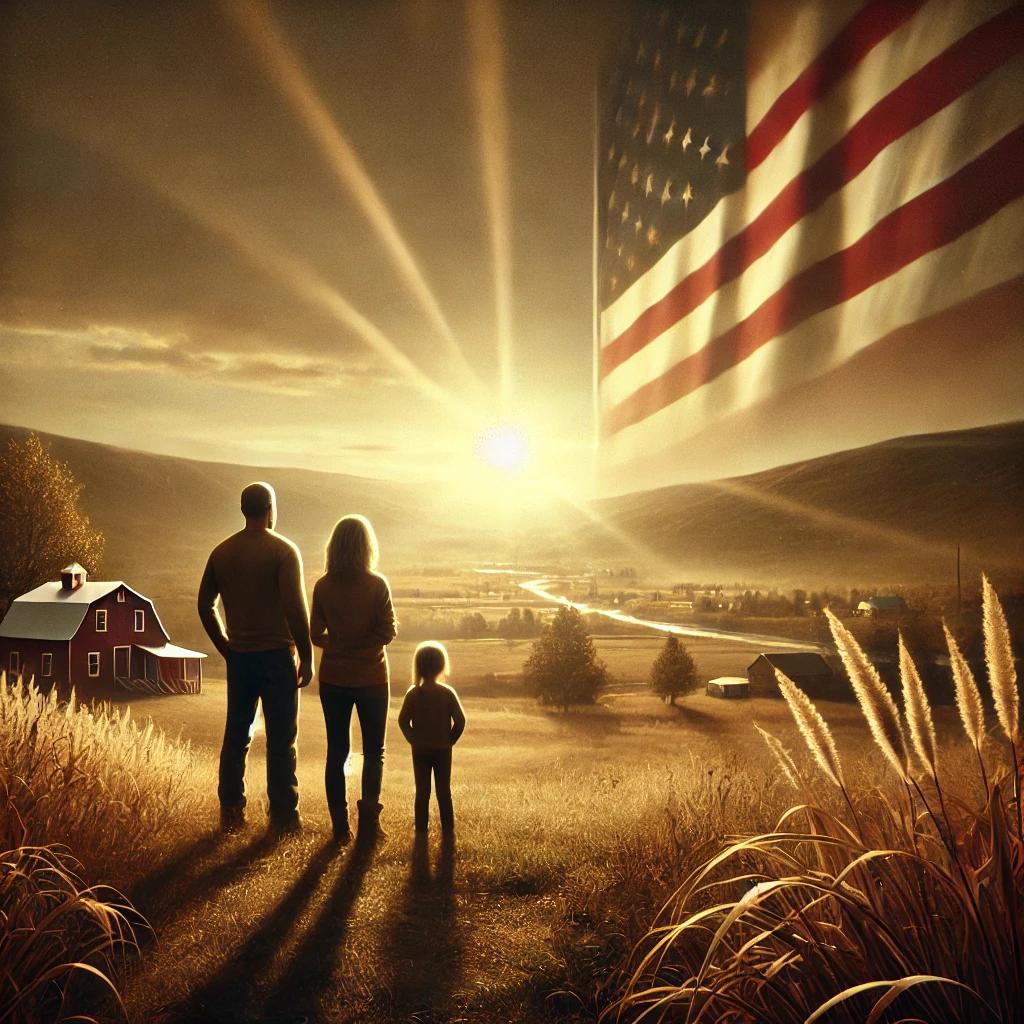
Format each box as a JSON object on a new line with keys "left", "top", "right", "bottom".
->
{"left": 599, "top": 2, "right": 748, "bottom": 305}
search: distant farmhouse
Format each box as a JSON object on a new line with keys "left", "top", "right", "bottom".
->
{"left": 0, "top": 564, "right": 205, "bottom": 695}
{"left": 856, "top": 596, "right": 907, "bottom": 617}
{"left": 747, "top": 652, "right": 838, "bottom": 699}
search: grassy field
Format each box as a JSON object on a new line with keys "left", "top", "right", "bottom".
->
{"left": 97, "top": 633, "right": 968, "bottom": 1024}
{"left": 4, "top": 618, "right": 1006, "bottom": 1023}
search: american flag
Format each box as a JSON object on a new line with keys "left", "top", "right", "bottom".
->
{"left": 596, "top": 0, "right": 1024, "bottom": 494}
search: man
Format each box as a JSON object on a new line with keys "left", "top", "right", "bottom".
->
{"left": 198, "top": 481, "right": 313, "bottom": 834}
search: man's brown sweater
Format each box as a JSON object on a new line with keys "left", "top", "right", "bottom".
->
{"left": 198, "top": 528, "right": 311, "bottom": 661}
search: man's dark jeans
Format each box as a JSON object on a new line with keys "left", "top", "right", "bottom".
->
{"left": 218, "top": 647, "right": 300, "bottom": 825}
{"left": 319, "top": 683, "right": 389, "bottom": 829}
{"left": 412, "top": 747, "right": 454, "bottom": 832}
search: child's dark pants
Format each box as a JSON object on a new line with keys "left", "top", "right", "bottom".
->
{"left": 412, "top": 748, "right": 454, "bottom": 831}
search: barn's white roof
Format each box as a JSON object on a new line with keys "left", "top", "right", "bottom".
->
{"left": 0, "top": 582, "right": 160, "bottom": 641}
{"left": 137, "top": 642, "right": 207, "bottom": 660}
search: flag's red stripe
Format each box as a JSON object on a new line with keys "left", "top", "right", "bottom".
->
{"left": 747, "top": 0, "right": 925, "bottom": 172}
{"left": 601, "top": 6, "right": 1024, "bottom": 380}
{"left": 603, "top": 124, "right": 1024, "bottom": 437}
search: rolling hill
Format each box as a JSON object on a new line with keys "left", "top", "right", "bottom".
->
{"left": 588, "top": 422, "right": 1024, "bottom": 585}
{"left": 2, "top": 421, "right": 1021, "bottom": 609}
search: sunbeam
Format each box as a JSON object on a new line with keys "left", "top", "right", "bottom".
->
{"left": 467, "top": 0, "right": 515, "bottom": 412}
{"left": 25, "top": 102, "right": 460, "bottom": 411}
{"left": 220, "top": 0, "right": 480, "bottom": 388}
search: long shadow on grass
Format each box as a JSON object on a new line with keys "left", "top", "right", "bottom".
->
{"left": 163, "top": 839, "right": 340, "bottom": 1024}
{"left": 258, "top": 838, "right": 377, "bottom": 1023}
{"left": 379, "top": 832, "right": 463, "bottom": 1021}
{"left": 133, "top": 830, "right": 282, "bottom": 934}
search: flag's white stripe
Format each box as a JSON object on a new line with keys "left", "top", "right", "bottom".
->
{"left": 600, "top": 0, "right": 1010, "bottom": 343}
{"left": 601, "top": 196, "right": 1024, "bottom": 468}
{"left": 746, "top": 0, "right": 863, "bottom": 126}
{"left": 600, "top": 57, "right": 1021, "bottom": 410}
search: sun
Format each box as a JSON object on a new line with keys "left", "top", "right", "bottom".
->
{"left": 474, "top": 423, "right": 530, "bottom": 474}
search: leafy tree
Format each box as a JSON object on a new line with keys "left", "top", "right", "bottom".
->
{"left": 649, "top": 635, "right": 699, "bottom": 705}
{"left": 522, "top": 605, "right": 607, "bottom": 710}
{"left": 0, "top": 434, "right": 104, "bottom": 617}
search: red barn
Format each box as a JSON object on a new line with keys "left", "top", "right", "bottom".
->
{"left": 0, "top": 563, "right": 205, "bottom": 696}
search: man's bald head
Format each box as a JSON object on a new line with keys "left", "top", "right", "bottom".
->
{"left": 240, "top": 482, "right": 277, "bottom": 527}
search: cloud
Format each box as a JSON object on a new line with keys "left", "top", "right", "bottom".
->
{"left": 2, "top": 322, "right": 397, "bottom": 396}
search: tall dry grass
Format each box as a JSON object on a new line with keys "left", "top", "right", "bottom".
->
{"left": 611, "top": 578, "right": 1023, "bottom": 1024}
{"left": 0, "top": 674, "right": 205, "bottom": 890}
{"left": 1, "top": 675, "right": 208, "bottom": 1023}
{"left": 0, "top": 843, "right": 140, "bottom": 1024}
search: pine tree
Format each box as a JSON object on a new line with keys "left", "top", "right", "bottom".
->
{"left": 0, "top": 434, "right": 105, "bottom": 617}
{"left": 522, "top": 605, "right": 607, "bottom": 710}
{"left": 649, "top": 635, "right": 699, "bottom": 705}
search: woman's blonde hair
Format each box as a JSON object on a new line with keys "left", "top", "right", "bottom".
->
{"left": 413, "top": 641, "right": 449, "bottom": 686}
{"left": 325, "top": 514, "right": 379, "bottom": 578}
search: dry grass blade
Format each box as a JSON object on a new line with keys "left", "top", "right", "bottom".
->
{"left": 826, "top": 608, "right": 909, "bottom": 780}
{"left": 899, "top": 635, "right": 938, "bottom": 776}
{"left": 943, "top": 623, "right": 986, "bottom": 752}
{"left": 0, "top": 843, "right": 142, "bottom": 1024}
{"left": 753, "top": 724, "right": 802, "bottom": 791}
{"left": 773, "top": 670, "right": 844, "bottom": 789}
{"left": 982, "top": 574, "right": 1020, "bottom": 746}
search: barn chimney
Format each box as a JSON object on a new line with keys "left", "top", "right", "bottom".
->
{"left": 60, "top": 563, "right": 87, "bottom": 591}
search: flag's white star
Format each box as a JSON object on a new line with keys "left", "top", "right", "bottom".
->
{"left": 660, "top": 179, "right": 673, "bottom": 205}
{"left": 644, "top": 173, "right": 654, "bottom": 197}
{"left": 703, "top": 74, "right": 718, "bottom": 99}
{"left": 699, "top": 136, "right": 712, "bottom": 159}
{"left": 634, "top": 216, "right": 643, "bottom": 236}
{"left": 685, "top": 69, "right": 698, "bottom": 96}
{"left": 693, "top": 24, "right": 706, "bottom": 48}
{"left": 630, "top": 163, "right": 640, "bottom": 185}
{"left": 621, "top": 201, "right": 630, "bottom": 224}
{"left": 663, "top": 120, "right": 676, "bottom": 145}
{"left": 715, "top": 143, "right": 731, "bottom": 168}
{"left": 681, "top": 181, "right": 694, "bottom": 207}
{"left": 681, "top": 126, "right": 693, "bottom": 151}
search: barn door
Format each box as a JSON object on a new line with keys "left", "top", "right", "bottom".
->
{"left": 114, "top": 646, "right": 130, "bottom": 678}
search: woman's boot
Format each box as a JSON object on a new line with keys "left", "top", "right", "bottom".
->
{"left": 356, "top": 799, "right": 386, "bottom": 843}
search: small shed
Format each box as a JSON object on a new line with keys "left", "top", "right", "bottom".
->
{"left": 856, "top": 596, "right": 907, "bottom": 617}
{"left": 747, "top": 652, "right": 837, "bottom": 699}
{"left": 706, "top": 676, "right": 750, "bottom": 699}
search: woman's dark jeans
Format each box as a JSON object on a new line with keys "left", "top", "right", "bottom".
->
{"left": 412, "top": 747, "right": 454, "bottom": 832}
{"left": 319, "top": 683, "right": 389, "bottom": 829}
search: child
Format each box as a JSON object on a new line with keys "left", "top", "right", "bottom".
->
{"left": 398, "top": 641, "right": 466, "bottom": 834}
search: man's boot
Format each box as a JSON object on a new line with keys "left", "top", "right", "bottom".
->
{"left": 220, "top": 804, "right": 245, "bottom": 834}
{"left": 356, "top": 799, "right": 386, "bottom": 843}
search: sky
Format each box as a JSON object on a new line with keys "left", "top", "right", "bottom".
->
{"left": 1, "top": 1, "right": 1021, "bottom": 504}
{"left": 0, "top": 0, "right": 625, "bottom": 493}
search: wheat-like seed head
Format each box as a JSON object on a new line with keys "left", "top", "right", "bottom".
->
{"left": 825, "top": 608, "right": 909, "bottom": 781}
{"left": 943, "top": 621, "right": 986, "bottom": 751}
{"left": 982, "top": 574, "right": 1020, "bottom": 747}
{"left": 774, "top": 669, "right": 844, "bottom": 789}
{"left": 754, "top": 723, "right": 802, "bottom": 791}
{"left": 898, "top": 634, "right": 938, "bottom": 777}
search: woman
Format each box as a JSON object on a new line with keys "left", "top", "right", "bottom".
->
{"left": 311, "top": 514, "right": 396, "bottom": 843}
